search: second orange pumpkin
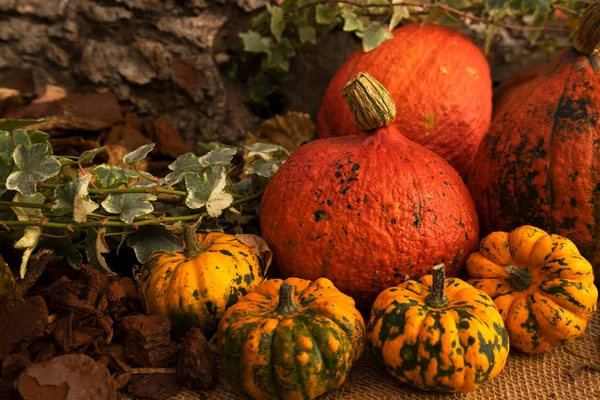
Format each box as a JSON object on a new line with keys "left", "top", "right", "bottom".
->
{"left": 317, "top": 23, "right": 492, "bottom": 178}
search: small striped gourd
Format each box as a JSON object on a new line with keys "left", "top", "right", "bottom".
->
{"left": 217, "top": 277, "right": 366, "bottom": 400}
{"left": 467, "top": 225, "right": 598, "bottom": 353}
{"left": 367, "top": 264, "right": 509, "bottom": 393}
{"left": 138, "top": 225, "right": 271, "bottom": 336}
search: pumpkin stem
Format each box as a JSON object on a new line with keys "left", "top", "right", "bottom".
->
{"left": 506, "top": 265, "right": 533, "bottom": 291}
{"left": 275, "top": 281, "right": 299, "bottom": 315}
{"left": 343, "top": 72, "right": 396, "bottom": 132}
{"left": 184, "top": 224, "right": 205, "bottom": 258}
{"left": 574, "top": 1, "right": 600, "bottom": 56}
{"left": 425, "top": 263, "right": 449, "bottom": 308}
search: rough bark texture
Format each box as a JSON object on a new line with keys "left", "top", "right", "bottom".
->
{"left": 0, "top": 0, "right": 260, "bottom": 148}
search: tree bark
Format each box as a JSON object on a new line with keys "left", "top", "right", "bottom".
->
{"left": 0, "top": 0, "right": 261, "bottom": 147}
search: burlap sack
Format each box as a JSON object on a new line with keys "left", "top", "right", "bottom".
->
{"left": 121, "top": 306, "right": 600, "bottom": 400}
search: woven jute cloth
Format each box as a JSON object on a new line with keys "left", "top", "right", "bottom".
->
{"left": 121, "top": 305, "right": 600, "bottom": 400}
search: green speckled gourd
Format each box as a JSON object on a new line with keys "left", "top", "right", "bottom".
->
{"left": 217, "top": 277, "right": 366, "bottom": 400}
{"left": 138, "top": 225, "right": 271, "bottom": 336}
{"left": 367, "top": 264, "right": 510, "bottom": 393}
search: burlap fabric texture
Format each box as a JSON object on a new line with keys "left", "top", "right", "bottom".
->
{"left": 121, "top": 303, "right": 600, "bottom": 400}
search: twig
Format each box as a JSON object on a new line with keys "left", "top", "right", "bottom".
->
{"left": 290, "top": 0, "right": 572, "bottom": 33}
{"left": 128, "top": 367, "right": 177, "bottom": 375}
{"left": 18, "top": 249, "right": 54, "bottom": 295}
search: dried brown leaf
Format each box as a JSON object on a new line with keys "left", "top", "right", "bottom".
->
{"left": 17, "top": 354, "right": 117, "bottom": 400}
{"left": 248, "top": 111, "right": 315, "bottom": 152}
{"left": 235, "top": 233, "right": 273, "bottom": 275}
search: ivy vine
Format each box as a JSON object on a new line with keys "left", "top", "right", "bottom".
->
{"left": 227, "top": 0, "right": 586, "bottom": 110}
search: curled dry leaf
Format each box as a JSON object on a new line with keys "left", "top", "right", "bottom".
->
{"left": 17, "top": 354, "right": 117, "bottom": 400}
{"left": 0, "top": 254, "right": 23, "bottom": 311}
{"left": 235, "top": 233, "right": 273, "bottom": 273}
{"left": 246, "top": 111, "right": 315, "bottom": 152}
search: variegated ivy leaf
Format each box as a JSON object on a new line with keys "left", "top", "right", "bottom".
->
{"left": 6, "top": 144, "right": 61, "bottom": 196}
{"left": 101, "top": 182, "right": 157, "bottom": 224}
{"left": 0, "top": 129, "right": 31, "bottom": 164}
{"left": 244, "top": 142, "right": 289, "bottom": 161}
{"left": 164, "top": 153, "right": 205, "bottom": 186}
{"left": 92, "top": 164, "right": 133, "bottom": 188}
{"left": 184, "top": 167, "right": 233, "bottom": 217}
{"left": 123, "top": 143, "right": 155, "bottom": 165}
{"left": 78, "top": 147, "right": 108, "bottom": 165}
{"left": 127, "top": 225, "right": 183, "bottom": 263}
{"left": 85, "top": 227, "right": 115, "bottom": 275}
{"left": 389, "top": 6, "right": 409, "bottom": 31}
{"left": 0, "top": 119, "right": 44, "bottom": 132}
{"left": 198, "top": 147, "right": 237, "bottom": 167}
{"left": 52, "top": 174, "right": 99, "bottom": 222}
{"left": 245, "top": 158, "right": 283, "bottom": 179}
{"left": 10, "top": 193, "right": 46, "bottom": 278}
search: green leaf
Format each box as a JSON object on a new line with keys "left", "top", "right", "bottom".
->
{"left": 127, "top": 225, "right": 184, "bottom": 263}
{"left": 52, "top": 174, "right": 99, "bottom": 222}
{"left": 164, "top": 153, "right": 205, "bottom": 185}
{"left": 6, "top": 144, "right": 61, "bottom": 196}
{"left": 358, "top": 21, "right": 394, "bottom": 52}
{"left": 487, "top": 0, "right": 509, "bottom": 11}
{"left": 0, "top": 119, "right": 44, "bottom": 132}
{"left": 0, "top": 130, "right": 31, "bottom": 164}
{"left": 184, "top": 167, "right": 233, "bottom": 217}
{"left": 245, "top": 142, "right": 289, "bottom": 160}
{"left": 268, "top": 4, "right": 285, "bottom": 42}
{"left": 298, "top": 26, "right": 316, "bottom": 44}
{"left": 10, "top": 193, "right": 46, "bottom": 278}
{"left": 245, "top": 158, "right": 283, "bottom": 179}
{"left": 246, "top": 72, "right": 280, "bottom": 105}
{"left": 198, "top": 147, "right": 238, "bottom": 167}
{"left": 79, "top": 147, "right": 108, "bottom": 165}
{"left": 240, "top": 31, "right": 272, "bottom": 54}
{"left": 101, "top": 184, "right": 157, "bottom": 224}
{"left": 316, "top": 4, "right": 339, "bottom": 25}
{"left": 24, "top": 129, "right": 51, "bottom": 145}
{"left": 92, "top": 164, "right": 133, "bottom": 188}
{"left": 39, "top": 237, "right": 83, "bottom": 270}
{"left": 266, "top": 38, "right": 296, "bottom": 72}
{"left": 123, "top": 143, "right": 155, "bottom": 165}
{"left": 341, "top": 11, "right": 364, "bottom": 32}
{"left": 389, "top": 6, "right": 409, "bottom": 31}
{"left": 85, "top": 227, "right": 115, "bottom": 275}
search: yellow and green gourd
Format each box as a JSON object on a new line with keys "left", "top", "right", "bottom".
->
{"left": 217, "top": 277, "right": 366, "bottom": 400}
{"left": 367, "top": 264, "right": 510, "bottom": 393}
{"left": 138, "top": 224, "right": 269, "bottom": 336}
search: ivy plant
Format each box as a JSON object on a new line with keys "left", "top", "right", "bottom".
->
{"left": 0, "top": 119, "right": 289, "bottom": 277}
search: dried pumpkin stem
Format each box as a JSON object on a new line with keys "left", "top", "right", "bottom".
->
{"left": 425, "top": 263, "right": 449, "bottom": 308}
{"left": 506, "top": 265, "right": 533, "bottom": 291}
{"left": 275, "top": 282, "right": 299, "bottom": 315}
{"left": 184, "top": 224, "right": 205, "bottom": 258}
{"left": 343, "top": 72, "right": 396, "bottom": 132}
{"left": 574, "top": 1, "right": 600, "bottom": 56}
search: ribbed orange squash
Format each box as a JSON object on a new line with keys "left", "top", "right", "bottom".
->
{"left": 317, "top": 23, "right": 492, "bottom": 178}
{"left": 467, "top": 2, "right": 600, "bottom": 277}
{"left": 466, "top": 225, "right": 597, "bottom": 353}
{"left": 260, "top": 72, "right": 479, "bottom": 309}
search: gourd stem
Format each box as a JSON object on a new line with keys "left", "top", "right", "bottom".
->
{"left": 425, "top": 264, "right": 449, "bottom": 308}
{"left": 574, "top": 1, "right": 600, "bottom": 56}
{"left": 506, "top": 265, "right": 533, "bottom": 291}
{"left": 275, "top": 282, "right": 299, "bottom": 315}
{"left": 184, "top": 224, "right": 205, "bottom": 258}
{"left": 343, "top": 72, "right": 396, "bottom": 132}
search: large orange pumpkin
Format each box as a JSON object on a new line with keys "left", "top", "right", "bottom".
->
{"left": 467, "top": 1, "right": 600, "bottom": 277}
{"left": 317, "top": 23, "right": 492, "bottom": 178}
{"left": 260, "top": 72, "right": 479, "bottom": 309}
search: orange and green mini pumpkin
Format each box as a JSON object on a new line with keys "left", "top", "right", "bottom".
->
{"left": 466, "top": 225, "right": 598, "bottom": 353}
{"left": 217, "top": 277, "right": 366, "bottom": 400}
{"left": 138, "top": 225, "right": 271, "bottom": 336}
{"left": 367, "top": 264, "right": 509, "bottom": 393}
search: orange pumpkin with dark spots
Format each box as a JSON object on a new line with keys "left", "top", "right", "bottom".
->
{"left": 260, "top": 72, "right": 479, "bottom": 309}
{"left": 467, "top": 1, "right": 600, "bottom": 277}
{"left": 317, "top": 24, "right": 492, "bottom": 178}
